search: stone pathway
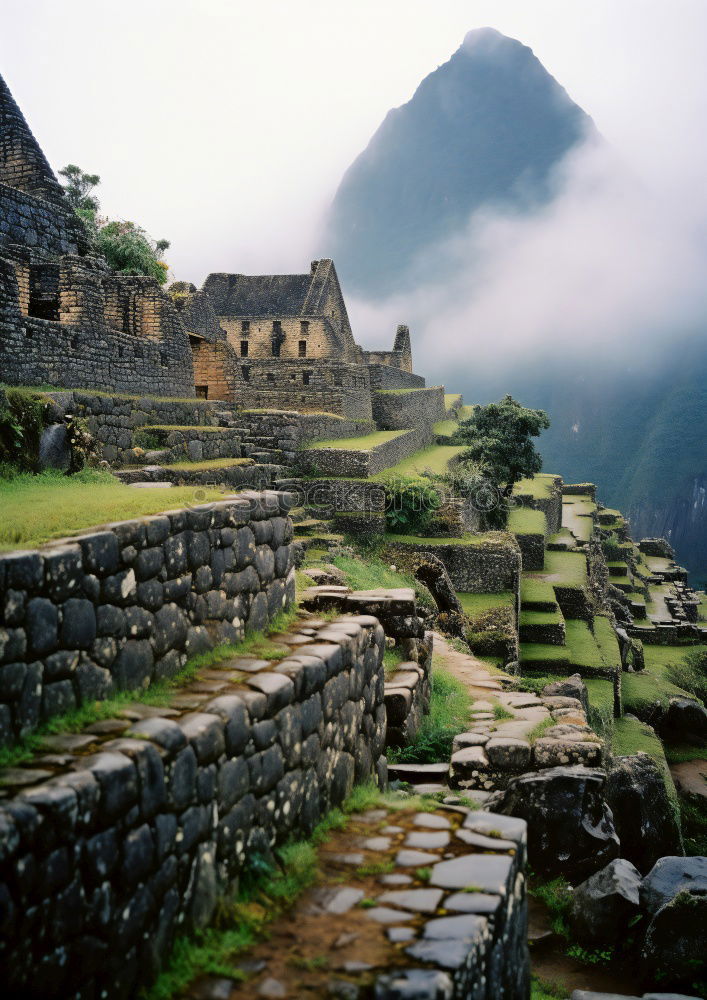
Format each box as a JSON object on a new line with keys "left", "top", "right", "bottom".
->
{"left": 182, "top": 801, "right": 528, "bottom": 1000}
{"left": 389, "top": 634, "right": 604, "bottom": 796}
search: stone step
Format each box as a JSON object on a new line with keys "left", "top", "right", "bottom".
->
{"left": 387, "top": 762, "right": 450, "bottom": 785}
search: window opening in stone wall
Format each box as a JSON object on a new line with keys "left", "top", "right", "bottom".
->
{"left": 334, "top": 376, "right": 342, "bottom": 387}
{"left": 240, "top": 340, "right": 249, "bottom": 357}
{"left": 196, "top": 385, "right": 209, "bottom": 399}
{"left": 271, "top": 319, "right": 284, "bottom": 357}
{"left": 303, "top": 372, "right": 311, "bottom": 385}
{"left": 267, "top": 373, "right": 275, "bottom": 382}
{"left": 134, "top": 344, "right": 143, "bottom": 359}
{"left": 241, "top": 320, "right": 250, "bottom": 334}
{"left": 70, "top": 335, "right": 79, "bottom": 350}
{"left": 300, "top": 320, "right": 309, "bottom": 335}
{"left": 242, "top": 366, "right": 250, "bottom": 381}
{"left": 28, "top": 264, "right": 60, "bottom": 321}
{"left": 121, "top": 299, "right": 132, "bottom": 334}
{"left": 298, "top": 340, "right": 307, "bottom": 357}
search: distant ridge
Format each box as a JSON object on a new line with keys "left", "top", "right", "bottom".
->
{"left": 323, "top": 27, "right": 595, "bottom": 296}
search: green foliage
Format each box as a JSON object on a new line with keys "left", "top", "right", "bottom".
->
{"left": 667, "top": 647, "right": 707, "bottom": 705}
{"left": 330, "top": 553, "right": 434, "bottom": 612}
{"left": 59, "top": 163, "right": 100, "bottom": 213}
{"left": 384, "top": 476, "right": 441, "bottom": 535}
{"left": 389, "top": 663, "right": 472, "bottom": 763}
{"left": 566, "top": 944, "right": 614, "bottom": 965}
{"left": 60, "top": 164, "right": 170, "bottom": 282}
{"left": 530, "top": 976, "right": 567, "bottom": 1000}
{"left": 679, "top": 794, "right": 707, "bottom": 855}
{"left": 452, "top": 394, "right": 550, "bottom": 492}
{"left": 0, "top": 387, "right": 48, "bottom": 471}
{"left": 133, "top": 429, "right": 163, "bottom": 451}
{"left": 96, "top": 220, "right": 170, "bottom": 284}
{"left": 529, "top": 875, "right": 573, "bottom": 937}
{"left": 415, "top": 867, "right": 433, "bottom": 882}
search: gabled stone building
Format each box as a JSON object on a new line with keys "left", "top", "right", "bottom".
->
{"left": 0, "top": 71, "right": 425, "bottom": 415}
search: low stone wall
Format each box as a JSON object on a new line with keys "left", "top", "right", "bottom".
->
{"left": 239, "top": 379, "right": 373, "bottom": 421}
{"left": 0, "top": 491, "right": 297, "bottom": 745}
{"left": 0, "top": 614, "right": 388, "bottom": 999}
{"left": 385, "top": 533, "right": 522, "bottom": 594}
{"left": 366, "top": 363, "right": 426, "bottom": 390}
{"left": 302, "top": 427, "right": 424, "bottom": 477}
{"left": 385, "top": 649, "right": 432, "bottom": 748}
{"left": 563, "top": 483, "right": 597, "bottom": 499}
{"left": 372, "top": 386, "right": 445, "bottom": 438}
{"left": 115, "top": 462, "right": 280, "bottom": 491}
{"left": 134, "top": 426, "right": 242, "bottom": 463}
{"left": 513, "top": 528, "right": 546, "bottom": 572}
{"left": 57, "top": 391, "right": 224, "bottom": 466}
{"left": 332, "top": 511, "right": 387, "bottom": 538}
{"left": 293, "top": 478, "right": 387, "bottom": 513}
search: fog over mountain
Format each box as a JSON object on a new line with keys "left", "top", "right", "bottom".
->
{"left": 321, "top": 28, "right": 707, "bottom": 581}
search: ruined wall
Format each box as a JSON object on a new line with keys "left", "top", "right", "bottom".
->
{"left": 0, "top": 614, "right": 387, "bottom": 999}
{"left": 385, "top": 533, "right": 523, "bottom": 594}
{"left": 367, "top": 363, "right": 426, "bottom": 390}
{"left": 0, "top": 255, "right": 196, "bottom": 396}
{"left": 372, "top": 385, "right": 446, "bottom": 436}
{"left": 0, "top": 492, "right": 297, "bottom": 744}
{"left": 303, "top": 428, "right": 425, "bottom": 477}
{"left": 0, "top": 184, "right": 87, "bottom": 256}
{"left": 239, "top": 360, "right": 373, "bottom": 420}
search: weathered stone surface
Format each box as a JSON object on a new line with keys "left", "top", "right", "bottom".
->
{"left": 491, "top": 765, "right": 619, "bottom": 881}
{"left": 543, "top": 674, "right": 589, "bottom": 714}
{"left": 569, "top": 859, "right": 642, "bottom": 946}
{"left": 640, "top": 856, "right": 707, "bottom": 916}
{"left": 374, "top": 969, "right": 454, "bottom": 999}
{"left": 605, "top": 752, "right": 684, "bottom": 873}
{"left": 429, "top": 853, "right": 514, "bottom": 894}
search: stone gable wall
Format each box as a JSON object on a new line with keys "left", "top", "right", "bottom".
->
{"left": 0, "top": 492, "right": 298, "bottom": 746}
{"left": 0, "top": 183, "right": 87, "bottom": 256}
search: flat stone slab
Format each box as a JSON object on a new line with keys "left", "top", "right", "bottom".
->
{"left": 452, "top": 732, "right": 490, "bottom": 752}
{"left": 379, "top": 873, "right": 412, "bottom": 886}
{"left": 485, "top": 736, "right": 531, "bottom": 771}
{"left": 429, "top": 853, "right": 514, "bottom": 894}
{"left": 306, "top": 887, "right": 364, "bottom": 915}
{"left": 445, "top": 891, "right": 502, "bottom": 915}
{"left": 364, "top": 906, "right": 412, "bottom": 924}
{"left": 404, "top": 831, "right": 450, "bottom": 850}
{"left": 387, "top": 762, "right": 450, "bottom": 783}
{"left": 412, "top": 813, "right": 451, "bottom": 829}
{"left": 39, "top": 733, "right": 96, "bottom": 752}
{"left": 360, "top": 837, "right": 391, "bottom": 851}
{"left": 387, "top": 927, "right": 415, "bottom": 942}
{"left": 378, "top": 888, "right": 444, "bottom": 913}
{"left": 456, "top": 829, "right": 517, "bottom": 852}
{"left": 0, "top": 767, "right": 53, "bottom": 787}
{"left": 395, "top": 849, "right": 441, "bottom": 867}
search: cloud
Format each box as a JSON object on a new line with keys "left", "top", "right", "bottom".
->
{"left": 345, "top": 129, "right": 707, "bottom": 382}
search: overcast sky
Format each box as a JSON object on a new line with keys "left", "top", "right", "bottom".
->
{"left": 3, "top": 0, "right": 707, "bottom": 377}
{"left": 2, "top": 1, "right": 705, "bottom": 280}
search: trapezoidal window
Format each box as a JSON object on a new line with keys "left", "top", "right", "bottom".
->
{"left": 302, "top": 371, "right": 311, "bottom": 385}
{"left": 298, "top": 340, "right": 307, "bottom": 357}
{"left": 300, "top": 320, "right": 309, "bottom": 335}
{"left": 271, "top": 319, "right": 284, "bottom": 357}
{"left": 241, "top": 320, "right": 250, "bottom": 334}
{"left": 28, "top": 264, "right": 60, "bottom": 321}
{"left": 240, "top": 340, "right": 249, "bottom": 357}
{"left": 242, "top": 366, "right": 250, "bottom": 381}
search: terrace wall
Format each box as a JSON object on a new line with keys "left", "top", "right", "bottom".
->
{"left": 0, "top": 614, "right": 387, "bottom": 999}
{"left": 385, "top": 533, "right": 522, "bottom": 594}
{"left": 0, "top": 492, "right": 297, "bottom": 745}
{"left": 372, "top": 385, "right": 446, "bottom": 438}
{"left": 366, "top": 363, "right": 426, "bottom": 390}
{"left": 302, "top": 427, "right": 425, "bottom": 478}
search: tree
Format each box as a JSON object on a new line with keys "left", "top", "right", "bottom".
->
{"left": 452, "top": 394, "right": 550, "bottom": 495}
{"left": 59, "top": 164, "right": 170, "bottom": 284}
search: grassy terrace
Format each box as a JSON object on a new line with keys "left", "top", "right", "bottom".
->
{"left": 166, "top": 457, "right": 255, "bottom": 471}
{"left": 458, "top": 591, "right": 515, "bottom": 617}
{"left": 372, "top": 444, "right": 466, "bottom": 479}
{"left": 513, "top": 472, "right": 558, "bottom": 500}
{"left": 305, "top": 429, "right": 407, "bottom": 451}
{"left": 528, "top": 549, "right": 587, "bottom": 588}
{"left": 562, "top": 503, "right": 594, "bottom": 543}
{"left": 432, "top": 419, "right": 459, "bottom": 436}
{"left": 520, "top": 608, "right": 564, "bottom": 627}
{"left": 444, "top": 393, "right": 462, "bottom": 409}
{"left": 520, "top": 577, "right": 558, "bottom": 608}
{"left": 140, "top": 424, "right": 233, "bottom": 433}
{"left": 0, "top": 470, "right": 227, "bottom": 551}
{"left": 384, "top": 531, "right": 494, "bottom": 547}
{"left": 375, "top": 386, "right": 438, "bottom": 395}
{"left": 508, "top": 507, "right": 547, "bottom": 535}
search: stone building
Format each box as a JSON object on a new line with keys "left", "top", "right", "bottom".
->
{"left": 0, "top": 71, "right": 425, "bottom": 414}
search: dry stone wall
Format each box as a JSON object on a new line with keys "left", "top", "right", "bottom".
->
{"left": 367, "top": 363, "right": 426, "bottom": 390}
{"left": 0, "top": 491, "right": 297, "bottom": 745}
{"left": 372, "top": 385, "right": 446, "bottom": 437}
{"left": 0, "top": 613, "right": 388, "bottom": 999}
{"left": 303, "top": 427, "right": 425, "bottom": 477}
{"left": 386, "top": 533, "right": 522, "bottom": 594}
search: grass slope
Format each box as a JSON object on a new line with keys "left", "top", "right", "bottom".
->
{"left": 0, "top": 470, "right": 227, "bottom": 551}
{"left": 372, "top": 445, "right": 466, "bottom": 479}
{"left": 306, "top": 429, "right": 407, "bottom": 451}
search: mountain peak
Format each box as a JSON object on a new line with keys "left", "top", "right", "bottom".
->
{"left": 323, "top": 29, "right": 593, "bottom": 296}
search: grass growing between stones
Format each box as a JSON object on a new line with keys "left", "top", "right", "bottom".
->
{"left": 143, "top": 782, "right": 383, "bottom": 1000}
{"left": 330, "top": 553, "right": 435, "bottom": 611}
{"left": 0, "top": 468, "right": 229, "bottom": 551}
{"left": 530, "top": 976, "right": 567, "bottom": 1000}
{"left": 0, "top": 609, "right": 302, "bottom": 770}
{"left": 612, "top": 715, "right": 679, "bottom": 816}
{"left": 458, "top": 591, "right": 515, "bottom": 616}
{"left": 388, "top": 659, "right": 473, "bottom": 764}
{"left": 165, "top": 457, "right": 255, "bottom": 470}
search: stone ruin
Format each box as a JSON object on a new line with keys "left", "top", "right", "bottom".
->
{"left": 0, "top": 72, "right": 424, "bottom": 419}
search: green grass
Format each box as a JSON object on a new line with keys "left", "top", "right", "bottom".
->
{"left": 375, "top": 387, "right": 438, "bottom": 395}
{"left": 11, "top": 385, "right": 209, "bottom": 405}
{"left": 383, "top": 531, "right": 492, "bottom": 547}
{"left": 372, "top": 445, "right": 466, "bottom": 479}
{"left": 622, "top": 671, "right": 694, "bottom": 718}
{"left": 593, "top": 615, "right": 621, "bottom": 668}
{"left": 565, "top": 620, "right": 604, "bottom": 671}
{"left": 530, "top": 976, "right": 567, "bottom": 1000}
{"left": 0, "top": 469, "right": 228, "bottom": 551}
{"left": 165, "top": 457, "right": 255, "bottom": 471}
{"left": 140, "top": 424, "right": 232, "bottom": 433}
{"left": 493, "top": 703, "right": 514, "bottom": 721}
{"left": 512, "top": 473, "right": 558, "bottom": 500}
{"left": 520, "top": 609, "right": 563, "bottom": 627}
{"left": 432, "top": 419, "right": 459, "bottom": 437}
{"left": 143, "top": 782, "right": 382, "bottom": 1000}
{"left": 383, "top": 647, "right": 406, "bottom": 678}
{"left": 306, "top": 430, "right": 407, "bottom": 451}
{"left": 458, "top": 591, "right": 515, "bottom": 617}
{"left": 520, "top": 643, "right": 571, "bottom": 667}
{"left": 444, "top": 393, "right": 462, "bottom": 409}
{"left": 679, "top": 795, "right": 707, "bottom": 855}
{"left": 527, "top": 717, "right": 556, "bottom": 743}
{"left": 541, "top": 550, "right": 588, "bottom": 588}
{"left": 389, "top": 660, "right": 473, "bottom": 763}
{"left": 562, "top": 503, "right": 594, "bottom": 543}
{"left": 508, "top": 507, "right": 547, "bottom": 536}
{"left": 457, "top": 405, "right": 475, "bottom": 420}
{"left": 520, "top": 577, "right": 557, "bottom": 608}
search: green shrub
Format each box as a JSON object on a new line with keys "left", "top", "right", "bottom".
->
{"left": 384, "top": 477, "right": 441, "bottom": 535}
{"left": 667, "top": 648, "right": 707, "bottom": 704}
{"left": 390, "top": 664, "right": 472, "bottom": 763}
{"left": 0, "top": 387, "right": 48, "bottom": 471}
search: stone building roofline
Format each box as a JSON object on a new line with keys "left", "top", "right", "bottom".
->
{"left": 202, "top": 258, "right": 346, "bottom": 320}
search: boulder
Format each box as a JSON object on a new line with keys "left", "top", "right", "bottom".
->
{"left": 489, "top": 765, "right": 619, "bottom": 882}
{"left": 663, "top": 698, "right": 707, "bottom": 742}
{"left": 640, "top": 856, "right": 707, "bottom": 916}
{"left": 568, "top": 858, "right": 642, "bottom": 947}
{"left": 605, "top": 753, "right": 683, "bottom": 874}
{"left": 542, "top": 674, "right": 589, "bottom": 715}
{"left": 38, "top": 423, "right": 70, "bottom": 472}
